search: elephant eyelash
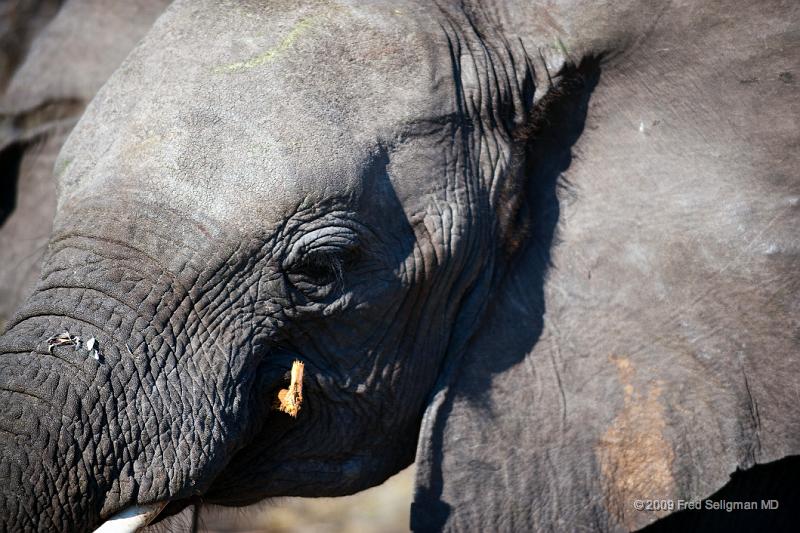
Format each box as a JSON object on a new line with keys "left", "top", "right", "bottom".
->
{"left": 289, "top": 240, "right": 363, "bottom": 286}
{"left": 291, "top": 251, "right": 345, "bottom": 286}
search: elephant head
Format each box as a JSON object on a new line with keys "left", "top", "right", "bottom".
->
{"left": 1, "top": 0, "right": 798, "bottom": 531}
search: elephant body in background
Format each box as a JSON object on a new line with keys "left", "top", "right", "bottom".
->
{"left": 0, "top": 0, "right": 170, "bottom": 330}
{"left": 0, "top": 1, "right": 798, "bottom": 531}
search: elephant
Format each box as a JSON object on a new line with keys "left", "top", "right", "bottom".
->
{"left": 0, "top": 0, "right": 171, "bottom": 331}
{"left": 0, "top": 0, "right": 798, "bottom": 531}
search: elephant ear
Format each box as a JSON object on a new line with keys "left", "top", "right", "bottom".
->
{"left": 412, "top": 8, "right": 800, "bottom": 532}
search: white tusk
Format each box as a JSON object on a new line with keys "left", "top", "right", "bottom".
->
{"left": 93, "top": 503, "right": 167, "bottom": 533}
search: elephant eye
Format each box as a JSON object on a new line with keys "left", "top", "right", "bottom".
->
{"left": 286, "top": 249, "right": 351, "bottom": 300}
{"left": 292, "top": 253, "right": 342, "bottom": 285}
{"left": 282, "top": 228, "right": 361, "bottom": 299}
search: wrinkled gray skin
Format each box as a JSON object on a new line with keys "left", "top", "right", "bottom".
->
{"left": 0, "top": 0, "right": 798, "bottom": 531}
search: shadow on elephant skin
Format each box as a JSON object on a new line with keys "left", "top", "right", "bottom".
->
{"left": 413, "top": 56, "right": 603, "bottom": 529}
{"left": 462, "top": 56, "right": 604, "bottom": 400}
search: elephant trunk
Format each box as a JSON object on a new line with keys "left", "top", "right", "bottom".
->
{"left": 0, "top": 226, "right": 267, "bottom": 531}
{"left": 0, "top": 303, "right": 147, "bottom": 531}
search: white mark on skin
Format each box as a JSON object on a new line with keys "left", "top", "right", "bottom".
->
{"left": 85, "top": 337, "right": 101, "bottom": 361}
{"left": 45, "top": 332, "right": 102, "bottom": 361}
{"left": 46, "top": 331, "right": 80, "bottom": 353}
{"left": 639, "top": 121, "right": 645, "bottom": 133}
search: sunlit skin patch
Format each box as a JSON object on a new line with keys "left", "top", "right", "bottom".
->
{"left": 276, "top": 360, "right": 304, "bottom": 417}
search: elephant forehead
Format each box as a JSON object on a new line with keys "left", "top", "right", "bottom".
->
{"left": 56, "top": 0, "right": 452, "bottom": 228}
